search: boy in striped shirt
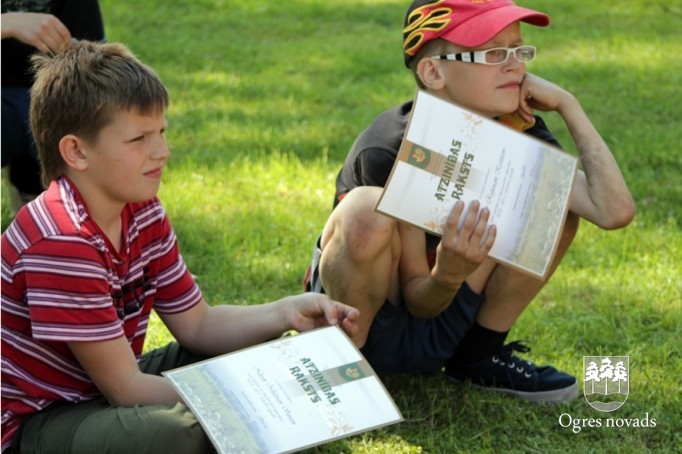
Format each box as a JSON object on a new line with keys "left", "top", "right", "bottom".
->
{"left": 1, "top": 41, "right": 359, "bottom": 453}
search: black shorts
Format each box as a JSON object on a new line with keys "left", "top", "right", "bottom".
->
{"left": 305, "top": 236, "right": 484, "bottom": 375}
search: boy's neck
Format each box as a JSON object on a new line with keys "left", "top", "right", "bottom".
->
{"left": 66, "top": 174, "right": 126, "bottom": 252}
{"left": 97, "top": 215, "right": 124, "bottom": 253}
{"left": 86, "top": 200, "right": 125, "bottom": 253}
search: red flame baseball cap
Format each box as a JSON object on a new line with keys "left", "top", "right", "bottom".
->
{"left": 403, "top": 0, "right": 550, "bottom": 67}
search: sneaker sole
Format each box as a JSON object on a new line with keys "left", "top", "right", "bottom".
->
{"left": 447, "top": 376, "right": 580, "bottom": 403}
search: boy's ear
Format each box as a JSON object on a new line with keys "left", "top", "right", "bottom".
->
{"left": 59, "top": 135, "right": 89, "bottom": 171}
{"left": 416, "top": 57, "right": 446, "bottom": 90}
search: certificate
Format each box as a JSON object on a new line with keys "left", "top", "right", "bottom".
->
{"left": 375, "top": 90, "right": 578, "bottom": 279}
{"left": 163, "top": 326, "right": 403, "bottom": 454}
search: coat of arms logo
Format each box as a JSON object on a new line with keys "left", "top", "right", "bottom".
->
{"left": 583, "top": 356, "right": 629, "bottom": 412}
{"left": 407, "top": 144, "right": 431, "bottom": 169}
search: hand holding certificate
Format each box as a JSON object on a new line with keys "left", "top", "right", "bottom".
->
{"left": 375, "top": 90, "right": 578, "bottom": 279}
{"left": 164, "top": 326, "right": 402, "bottom": 454}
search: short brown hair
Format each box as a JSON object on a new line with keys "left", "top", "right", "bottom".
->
{"left": 29, "top": 41, "right": 169, "bottom": 186}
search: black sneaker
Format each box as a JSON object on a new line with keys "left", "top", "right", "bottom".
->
{"left": 445, "top": 341, "right": 579, "bottom": 403}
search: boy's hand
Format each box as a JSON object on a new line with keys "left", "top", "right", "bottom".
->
{"left": 399, "top": 199, "right": 496, "bottom": 318}
{"left": 432, "top": 200, "right": 496, "bottom": 287}
{"left": 517, "top": 73, "right": 575, "bottom": 123}
{"left": 284, "top": 293, "right": 360, "bottom": 339}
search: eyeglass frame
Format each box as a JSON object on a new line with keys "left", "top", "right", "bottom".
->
{"left": 430, "top": 45, "right": 537, "bottom": 66}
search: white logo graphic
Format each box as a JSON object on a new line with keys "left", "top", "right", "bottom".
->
{"left": 583, "top": 356, "right": 629, "bottom": 412}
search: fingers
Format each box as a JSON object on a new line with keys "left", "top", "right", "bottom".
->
{"left": 520, "top": 72, "right": 569, "bottom": 113}
{"left": 298, "top": 293, "right": 358, "bottom": 327}
{"left": 15, "top": 13, "right": 72, "bottom": 53}
{"left": 518, "top": 90, "right": 535, "bottom": 123}
{"left": 39, "top": 16, "right": 72, "bottom": 53}
{"left": 517, "top": 76, "right": 536, "bottom": 122}
{"left": 337, "top": 302, "right": 360, "bottom": 321}
{"left": 460, "top": 200, "right": 487, "bottom": 239}
{"left": 328, "top": 300, "right": 360, "bottom": 327}
{"left": 444, "top": 200, "right": 488, "bottom": 241}
{"left": 340, "top": 316, "right": 360, "bottom": 339}
{"left": 441, "top": 200, "right": 496, "bottom": 261}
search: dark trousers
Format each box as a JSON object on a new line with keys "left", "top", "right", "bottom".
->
{"left": 2, "top": 87, "right": 43, "bottom": 194}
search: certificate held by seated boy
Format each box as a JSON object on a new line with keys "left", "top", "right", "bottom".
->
{"left": 376, "top": 90, "right": 578, "bottom": 279}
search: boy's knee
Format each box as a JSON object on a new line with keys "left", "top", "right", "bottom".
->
{"left": 137, "top": 404, "right": 212, "bottom": 452}
{"left": 324, "top": 188, "right": 398, "bottom": 262}
{"left": 80, "top": 404, "right": 212, "bottom": 453}
{"left": 19, "top": 402, "right": 213, "bottom": 454}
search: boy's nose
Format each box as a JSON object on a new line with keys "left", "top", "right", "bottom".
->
{"left": 153, "top": 140, "right": 170, "bottom": 160}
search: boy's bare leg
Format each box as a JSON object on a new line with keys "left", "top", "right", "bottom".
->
{"left": 475, "top": 212, "right": 580, "bottom": 332}
{"left": 447, "top": 213, "right": 581, "bottom": 403}
{"left": 318, "top": 187, "right": 401, "bottom": 347}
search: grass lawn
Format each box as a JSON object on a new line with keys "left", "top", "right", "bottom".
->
{"left": 2, "top": 0, "right": 680, "bottom": 452}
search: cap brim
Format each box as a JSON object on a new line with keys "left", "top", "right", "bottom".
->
{"left": 441, "top": 6, "right": 550, "bottom": 48}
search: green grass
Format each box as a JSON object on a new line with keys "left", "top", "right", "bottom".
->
{"left": 2, "top": 0, "right": 680, "bottom": 452}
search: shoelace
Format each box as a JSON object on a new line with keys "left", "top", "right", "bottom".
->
{"left": 491, "top": 341, "right": 534, "bottom": 378}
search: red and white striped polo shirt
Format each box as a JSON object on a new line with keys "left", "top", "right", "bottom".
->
{"left": 1, "top": 177, "right": 202, "bottom": 451}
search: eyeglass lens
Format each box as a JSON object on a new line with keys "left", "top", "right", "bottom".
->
{"left": 485, "top": 47, "right": 534, "bottom": 64}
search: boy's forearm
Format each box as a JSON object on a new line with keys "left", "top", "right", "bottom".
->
{"left": 69, "top": 338, "right": 182, "bottom": 408}
{"left": 108, "top": 373, "right": 181, "bottom": 407}
{"left": 560, "top": 97, "right": 635, "bottom": 228}
{"left": 184, "top": 302, "right": 288, "bottom": 356}
{"left": 399, "top": 228, "right": 470, "bottom": 318}
{"left": 402, "top": 274, "right": 463, "bottom": 318}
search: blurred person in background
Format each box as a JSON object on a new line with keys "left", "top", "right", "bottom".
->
{"left": 2, "top": 0, "right": 105, "bottom": 216}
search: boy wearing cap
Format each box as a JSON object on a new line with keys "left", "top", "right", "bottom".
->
{"left": 304, "top": 0, "right": 634, "bottom": 403}
{"left": 0, "top": 41, "right": 359, "bottom": 452}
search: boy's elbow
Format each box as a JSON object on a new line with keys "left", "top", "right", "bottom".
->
{"left": 600, "top": 201, "right": 636, "bottom": 230}
{"left": 103, "top": 390, "right": 133, "bottom": 408}
{"left": 619, "top": 202, "right": 636, "bottom": 228}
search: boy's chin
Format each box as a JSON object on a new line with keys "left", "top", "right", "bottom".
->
{"left": 132, "top": 190, "right": 160, "bottom": 203}
{"left": 500, "top": 102, "right": 521, "bottom": 117}
{"left": 487, "top": 101, "right": 520, "bottom": 119}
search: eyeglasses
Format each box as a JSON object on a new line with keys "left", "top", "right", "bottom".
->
{"left": 431, "top": 46, "right": 536, "bottom": 65}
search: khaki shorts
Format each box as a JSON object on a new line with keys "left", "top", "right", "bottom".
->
{"left": 11, "top": 343, "right": 213, "bottom": 454}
